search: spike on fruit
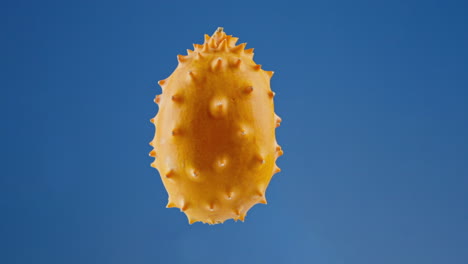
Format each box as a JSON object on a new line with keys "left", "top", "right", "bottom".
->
{"left": 188, "top": 71, "right": 196, "bottom": 80}
{"left": 254, "top": 188, "right": 264, "bottom": 197}
{"left": 243, "top": 86, "right": 254, "bottom": 94}
{"left": 208, "top": 38, "right": 217, "bottom": 48}
{"left": 154, "top": 95, "right": 161, "bottom": 104}
{"left": 211, "top": 57, "right": 223, "bottom": 71}
{"left": 151, "top": 27, "right": 282, "bottom": 224}
{"left": 208, "top": 203, "right": 215, "bottom": 211}
{"left": 274, "top": 165, "right": 281, "bottom": 173}
{"left": 166, "top": 201, "right": 177, "bottom": 208}
{"left": 171, "top": 128, "right": 182, "bottom": 136}
{"left": 238, "top": 213, "right": 246, "bottom": 222}
{"left": 231, "top": 43, "right": 246, "bottom": 54}
{"left": 275, "top": 115, "right": 282, "bottom": 127}
{"left": 177, "top": 54, "right": 186, "bottom": 63}
{"left": 219, "top": 39, "right": 229, "bottom": 51}
{"left": 229, "top": 37, "right": 239, "bottom": 46}
{"left": 158, "top": 79, "right": 166, "bottom": 87}
{"left": 209, "top": 97, "right": 228, "bottom": 118}
{"left": 234, "top": 208, "right": 241, "bottom": 217}
{"left": 180, "top": 201, "right": 189, "bottom": 212}
{"left": 233, "top": 58, "right": 242, "bottom": 68}
{"left": 275, "top": 146, "right": 284, "bottom": 158}
{"left": 244, "top": 48, "right": 254, "bottom": 59}
{"left": 165, "top": 169, "right": 175, "bottom": 178}
{"left": 171, "top": 94, "right": 183, "bottom": 102}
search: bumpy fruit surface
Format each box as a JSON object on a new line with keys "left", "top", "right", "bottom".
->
{"left": 150, "top": 28, "right": 282, "bottom": 224}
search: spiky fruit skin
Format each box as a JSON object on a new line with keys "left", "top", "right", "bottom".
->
{"left": 150, "top": 29, "right": 282, "bottom": 224}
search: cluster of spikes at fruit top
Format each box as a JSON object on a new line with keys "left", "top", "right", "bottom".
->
{"left": 175, "top": 27, "right": 274, "bottom": 78}
{"left": 185, "top": 27, "right": 255, "bottom": 55}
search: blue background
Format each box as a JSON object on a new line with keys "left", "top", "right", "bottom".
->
{"left": 2, "top": 0, "right": 468, "bottom": 263}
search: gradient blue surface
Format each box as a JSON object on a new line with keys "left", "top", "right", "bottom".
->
{"left": 2, "top": 0, "right": 468, "bottom": 263}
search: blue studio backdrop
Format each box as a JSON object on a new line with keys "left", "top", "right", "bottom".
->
{"left": 2, "top": 0, "right": 468, "bottom": 263}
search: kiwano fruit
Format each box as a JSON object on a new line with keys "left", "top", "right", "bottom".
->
{"left": 150, "top": 27, "right": 282, "bottom": 224}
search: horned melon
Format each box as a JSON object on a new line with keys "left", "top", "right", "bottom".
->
{"left": 150, "top": 27, "right": 282, "bottom": 224}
